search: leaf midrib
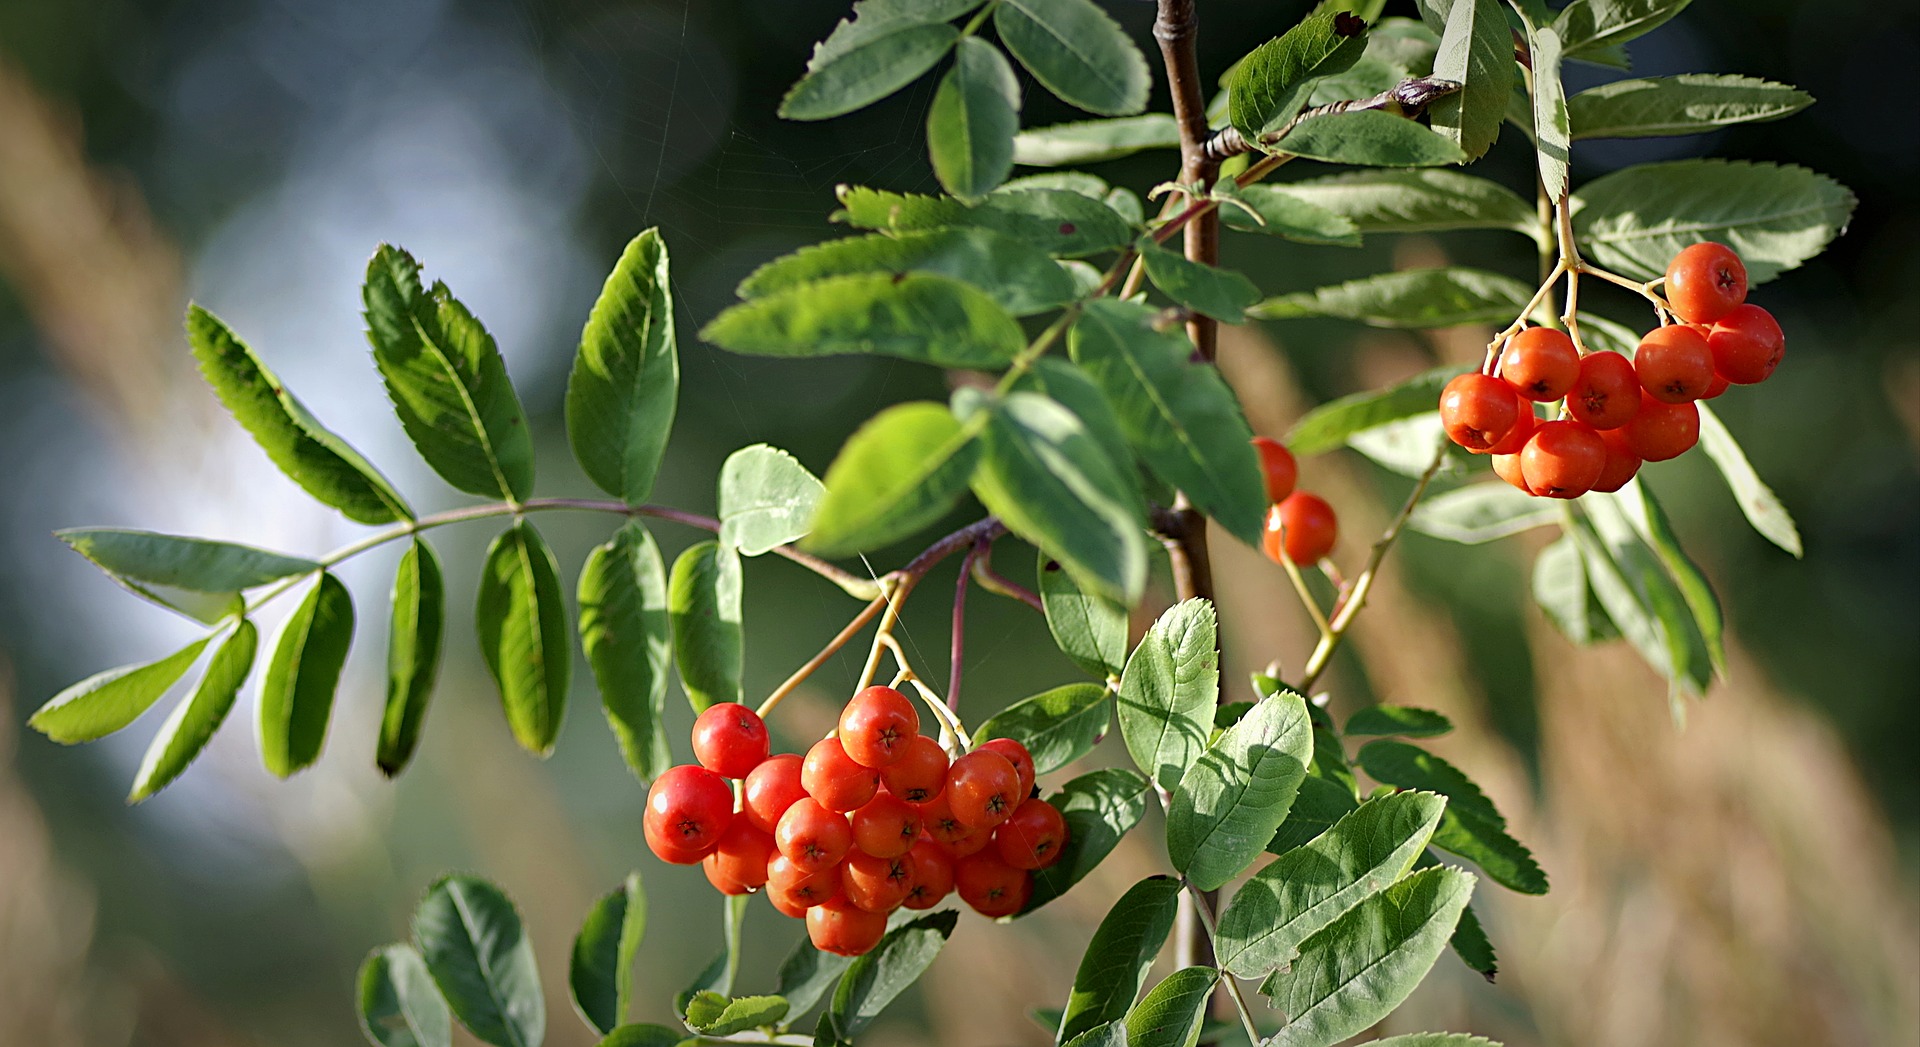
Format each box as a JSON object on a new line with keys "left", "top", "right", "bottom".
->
{"left": 447, "top": 882, "right": 529, "bottom": 1047}
{"left": 403, "top": 305, "right": 516, "bottom": 502}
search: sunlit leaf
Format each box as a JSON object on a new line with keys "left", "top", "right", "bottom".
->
{"left": 928, "top": 38, "right": 1021, "bottom": 200}
{"left": 1275, "top": 109, "right": 1468, "bottom": 167}
{"left": 1037, "top": 549, "right": 1129, "bottom": 680}
{"left": 30, "top": 637, "right": 210, "bottom": 745}
{"left": 358, "top": 944, "right": 452, "bottom": 1047}
{"left": 1057, "top": 876, "right": 1181, "bottom": 1043}
{"left": 129, "top": 620, "right": 256, "bottom": 801}
{"left": 570, "top": 874, "right": 647, "bottom": 1036}
{"left": 778, "top": 1, "right": 973, "bottom": 121}
{"left": 1427, "top": 0, "right": 1514, "bottom": 160}
{"left": 1229, "top": 7, "right": 1370, "bottom": 139}
{"left": 259, "top": 573, "right": 354, "bottom": 778}
{"left": 378, "top": 539, "right": 444, "bottom": 777}
{"left": 1167, "top": 689, "right": 1313, "bottom": 891}
{"left": 566, "top": 229, "right": 678, "bottom": 506}
{"left": 701, "top": 272, "right": 1027, "bottom": 368}
{"left": 718, "top": 444, "right": 825, "bottom": 556}
{"left": 994, "top": 0, "right": 1150, "bottom": 116}
{"left": 976, "top": 683, "right": 1110, "bottom": 775}
{"left": 805, "top": 402, "right": 982, "bottom": 557}
{"left": 1116, "top": 599, "right": 1217, "bottom": 793}
{"left": 1124, "top": 966, "right": 1215, "bottom": 1047}
{"left": 476, "top": 522, "right": 571, "bottom": 755}
{"left": 579, "top": 523, "right": 674, "bottom": 781}
{"left": 1276, "top": 169, "right": 1536, "bottom": 237}
{"left": 668, "top": 540, "right": 744, "bottom": 712}
{"left": 1012, "top": 114, "right": 1180, "bottom": 166}
{"left": 1253, "top": 269, "right": 1532, "bottom": 328}
{"left": 1285, "top": 365, "right": 1467, "bottom": 456}
{"left": 1409, "top": 482, "right": 1558, "bottom": 543}
{"left": 739, "top": 228, "right": 1078, "bottom": 316}
{"left": 1569, "top": 74, "right": 1812, "bottom": 139}
{"left": 1697, "top": 402, "right": 1801, "bottom": 557}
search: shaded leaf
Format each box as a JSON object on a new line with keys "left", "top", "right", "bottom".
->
{"left": 571, "top": 874, "right": 647, "bottom": 1036}
{"left": 1229, "top": 7, "right": 1370, "bottom": 138}
{"left": 59, "top": 528, "right": 317, "bottom": 598}
{"left": 994, "top": 0, "right": 1150, "bottom": 116}
{"left": 413, "top": 875, "right": 544, "bottom": 1047}
{"left": 1037, "top": 550, "right": 1129, "bottom": 680}
{"left": 718, "top": 445, "right": 825, "bottom": 556}
{"left": 776, "top": 934, "right": 855, "bottom": 1026}
{"left": 778, "top": 1, "right": 967, "bottom": 121}
{"left": 1219, "top": 185, "right": 1362, "bottom": 247}
{"left": 1136, "top": 240, "right": 1262, "bottom": 322}
{"left": 1026, "top": 768, "right": 1153, "bottom": 911}
{"left": 476, "top": 522, "right": 570, "bottom": 755}
{"left": 1572, "top": 497, "right": 1713, "bottom": 695}
{"left": 1696, "top": 402, "right": 1800, "bottom": 557}
{"left": 1275, "top": 109, "right": 1468, "bottom": 167}
{"left": 805, "top": 402, "right": 983, "bottom": 557}
{"left": 1277, "top": 169, "right": 1536, "bottom": 236}
{"left": 976, "top": 683, "right": 1110, "bottom": 776}
{"left": 739, "top": 228, "right": 1077, "bottom": 316}
{"left": 1607, "top": 481, "right": 1726, "bottom": 676}
{"left": 1268, "top": 774, "right": 1363, "bottom": 856}
{"left": 929, "top": 38, "right": 1021, "bottom": 200}
{"left": 358, "top": 944, "right": 453, "bottom": 1047}
{"left": 30, "top": 637, "right": 210, "bottom": 745}
{"left": 1357, "top": 740, "right": 1547, "bottom": 894}
{"left": 837, "top": 185, "right": 1134, "bottom": 257}
{"left": 1013, "top": 114, "right": 1180, "bottom": 166}
{"left": 567, "top": 228, "right": 678, "bottom": 505}
{"left": 1345, "top": 705, "right": 1453, "bottom": 739}
{"left": 259, "top": 573, "right": 353, "bottom": 778}
{"left": 1427, "top": 0, "right": 1514, "bottom": 160}
{"left": 129, "top": 620, "right": 256, "bottom": 801}
{"left": 1057, "top": 876, "right": 1181, "bottom": 1043}
{"left": 826, "top": 910, "right": 957, "bottom": 1040}
{"left": 1124, "top": 966, "right": 1215, "bottom": 1047}
{"left": 1447, "top": 903, "right": 1499, "bottom": 981}
{"left": 668, "top": 541, "right": 744, "bottom": 712}
{"left": 700, "top": 272, "right": 1026, "bottom": 368}
{"left": 1007, "top": 358, "right": 1144, "bottom": 507}
{"left": 593, "top": 1026, "right": 683, "bottom": 1047}
{"left": 1116, "top": 599, "right": 1218, "bottom": 793}
{"left": 1167, "top": 689, "right": 1314, "bottom": 891}
{"left": 1369, "top": 1034, "right": 1503, "bottom": 1046}
{"left": 1253, "top": 269, "right": 1532, "bottom": 328}
{"left": 1533, "top": 533, "right": 1606, "bottom": 645}
{"left": 1569, "top": 74, "right": 1812, "bottom": 140}
{"left": 579, "top": 523, "right": 674, "bottom": 781}
{"left": 379, "top": 539, "right": 444, "bottom": 777}
{"left": 1285, "top": 365, "right": 1467, "bottom": 456}
{"left": 1409, "top": 482, "right": 1558, "bottom": 544}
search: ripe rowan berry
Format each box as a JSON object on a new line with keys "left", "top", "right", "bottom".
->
{"left": 880, "top": 735, "right": 949, "bottom": 802}
{"left": 643, "top": 765, "right": 734, "bottom": 864}
{"left": 1264, "top": 492, "right": 1338, "bottom": 567}
{"left": 1440, "top": 373, "right": 1523, "bottom": 451}
{"left": 742, "top": 752, "right": 808, "bottom": 834}
{"left": 766, "top": 882, "right": 811, "bottom": 919}
{"left": 710, "top": 819, "right": 776, "bottom": 889}
{"left": 1500, "top": 327, "right": 1580, "bottom": 401}
{"left": 840, "top": 851, "right": 913, "bottom": 913}
{"left": 1250, "top": 436, "right": 1299, "bottom": 503}
{"left": 849, "top": 793, "right": 920, "bottom": 859}
{"left": 902, "top": 840, "right": 955, "bottom": 910}
{"left": 1623, "top": 393, "right": 1699, "bottom": 462}
{"left": 1707, "top": 303, "right": 1784, "bottom": 384}
{"left": 767, "top": 854, "right": 841, "bottom": 908}
{"left": 993, "top": 798, "right": 1069, "bottom": 870}
{"left": 1520, "top": 420, "right": 1606, "bottom": 499}
{"left": 1567, "top": 351, "right": 1641, "bottom": 430}
{"left": 941, "top": 826, "right": 992, "bottom": 859}
{"left": 1702, "top": 371, "right": 1730, "bottom": 400}
{"left": 954, "top": 852, "right": 1032, "bottom": 918}
{"left": 690, "top": 702, "right": 770, "bottom": 779}
{"left": 1634, "top": 325, "right": 1716, "bottom": 403}
{"left": 802, "top": 736, "right": 879, "bottom": 812}
{"left": 946, "top": 749, "right": 1021, "bottom": 830}
{"left": 1592, "top": 428, "right": 1642, "bottom": 494}
{"left": 976, "top": 738, "right": 1036, "bottom": 801}
{"left": 1484, "top": 401, "right": 1538, "bottom": 456}
{"left": 775, "top": 797, "right": 852, "bottom": 872}
{"left": 806, "top": 896, "right": 889, "bottom": 956}
{"left": 702, "top": 852, "right": 753, "bottom": 896}
{"left": 1665, "top": 242, "right": 1747, "bottom": 324}
{"left": 916, "top": 791, "right": 971, "bottom": 847}
{"left": 838, "top": 685, "right": 921, "bottom": 768}
{"left": 1491, "top": 452, "right": 1533, "bottom": 494}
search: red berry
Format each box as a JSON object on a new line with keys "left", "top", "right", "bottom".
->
{"left": 976, "top": 738, "right": 1036, "bottom": 801}
{"left": 916, "top": 792, "right": 971, "bottom": 847}
{"left": 838, "top": 685, "right": 921, "bottom": 769}
{"left": 742, "top": 753, "right": 808, "bottom": 834}
{"left": 1250, "top": 436, "right": 1299, "bottom": 503}
{"left": 1440, "top": 373, "right": 1522, "bottom": 451}
{"left": 993, "top": 798, "right": 1069, "bottom": 870}
{"left": 1484, "top": 402, "right": 1539, "bottom": 456}
{"left": 775, "top": 797, "right": 853, "bottom": 873}
{"left": 1702, "top": 371, "right": 1730, "bottom": 400}
{"left": 1264, "top": 492, "right": 1338, "bottom": 567}
{"left": 1707, "top": 303, "right": 1784, "bottom": 384}
{"left": 766, "top": 882, "right": 811, "bottom": 919}
{"left": 643, "top": 765, "right": 734, "bottom": 864}
{"left": 702, "top": 852, "right": 753, "bottom": 896}
{"left": 1491, "top": 452, "right": 1533, "bottom": 494}
{"left": 1623, "top": 393, "right": 1699, "bottom": 462}
{"left": 1500, "top": 327, "right": 1580, "bottom": 402}
{"left": 710, "top": 819, "right": 776, "bottom": 889}
{"left": 802, "top": 736, "right": 879, "bottom": 812}
{"left": 690, "top": 702, "right": 770, "bottom": 779}
{"left": 768, "top": 854, "right": 841, "bottom": 909}
{"left": 1665, "top": 242, "right": 1747, "bottom": 324}
{"left": 1591, "top": 428, "right": 1642, "bottom": 494}
{"left": 941, "top": 827, "right": 992, "bottom": 859}
{"left": 1520, "top": 420, "right": 1606, "bottom": 499}
{"left": 902, "top": 840, "right": 955, "bottom": 910}
{"left": 806, "top": 896, "right": 889, "bottom": 956}
{"left": 840, "top": 851, "right": 913, "bottom": 913}
{"left": 880, "top": 735, "right": 949, "bottom": 803}
{"left": 849, "top": 793, "right": 920, "bottom": 859}
{"left": 1567, "top": 351, "right": 1642, "bottom": 431}
{"left": 946, "top": 750, "right": 1021, "bottom": 830}
{"left": 1634, "top": 325, "right": 1715, "bottom": 404}
{"left": 954, "top": 852, "right": 1032, "bottom": 918}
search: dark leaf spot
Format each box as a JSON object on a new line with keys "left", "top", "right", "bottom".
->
{"left": 1334, "top": 12, "right": 1366, "bottom": 35}
{"left": 1057, "top": 222, "right": 1076, "bottom": 235}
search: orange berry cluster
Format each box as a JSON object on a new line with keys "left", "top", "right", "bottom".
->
{"left": 1253, "top": 436, "right": 1339, "bottom": 566}
{"left": 1439, "top": 242, "right": 1785, "bottom": 499}
{"left": 643, "top": 687, "right": 1067, "bottom": 956}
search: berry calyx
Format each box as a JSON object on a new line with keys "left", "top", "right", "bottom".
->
{"left": 742, "top": 753, "right": 808, "bottom": 834}
{"left": 767, "top": 854, "right": 841, "bottom": 909}
{"left": 1623, "top": 393, "right": 1700, "bottom": 462}
{"left": 838, "top": 685, "right": 921, "bottom": 768}
{"left": 1500, "top": 327, "right": 1580, "bottom": 402}
{"left": 1250, "top": 436, "right": 1299, "bottom": 503}
{"left": 1265, "top": 491, "right": 1338, "bottom": 567}
{"left": 879, "top": 735, "right": 949, "bottom": 803}
{"left": 954, "top": 852, "right": 1032, "bottom": 918}
{"left": 643, "top": 765, "right": 735, "bottom": 864}
{"left": 840, "top": 851, "right": 913, "bottom": 913}
{"left": 1520, "top": 420, "right": 1606, "bottom": 499}
{"left": 946, "top": 749, "right": 1021, "bottom": 830}
{"left": 801, "top": 736, "right": 879, "bottom": 812}
{"left": 993, "top": 798, "right": 1069, "bottom": 870}
{"left": 1634, "top": 325, "right": 1716, "bottom": 404}
{"left": 806, "top": 896, "right": 888, "bottom": 956}
{"left": 902, "top": 840, "right": 955, "bottom": 910}
{"left": 690, "top": 702, "right": 771, "bottom": 779}
{"left": 849, "top": 792, "right": 920, "bottom": 859}
{"left": 775, "top": 797, "right": 853, "bottom": 872}
{"left": 976, "top": 738, "right": 1036, "bottom": 802}
{"left": 1707, "top": 303, "right": 1784, "bottom": 384}
{"left": 916, "top": 791, "right": 972, "bottom": 847}
{"left": 1567, "top": 351, "right": 1642, "bottom": 431}
{"left": 1664, "top": 242, "right": 1747, "bottom": 324}
{"left": 1440, "top": 373, "right": 1523, "bottom": 451}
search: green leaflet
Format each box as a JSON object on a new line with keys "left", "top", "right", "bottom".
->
{"left": 668, "top": 540, "right": 744, "bottom": 712}
{"left": 1574, "top": 495, "right": 1714, "bottom": 696}
{"left": 993, "top": 0, "right": 1150, "bottom": 116}
{"left": 129, "top": 620, "right": 256, "bottom": 802}
{"left": 675, "top": 893, "right": 747, "bottom": 1013}
{"left": 1554, "top": 0, "right": 1691, "bottom": 57}
{"left": 1356, "top": 740, "right": 1548, "bottom": 895}
{"left": 775, "top": 934, "right": 855, "bottom": 1025}
{"left": 1527, "top": 23, "right": 1570, "bottom": 199}
{"left": 1135, "top": 239, "right": 1262, "bottom": 322}
{"left": 717, "top": 444, "right": 824, "bottom": 556}
{"left": 1409, "top": 482, "right": 1559, "bottom": 544}
{"left": 1228, "top": 6, "right": 1370, "bottom": 139}
{"left": 1343, "top": 705, "right": 1454, "bottom": 739}
{"left": 363, "top": 244, "right": 533, "bottom": 502}
{"left": 1285, "top": 364, "right": 1467, "bottom": 456}
{"left": 682, "top": 993, "right": 789, "bottom": 1036}
{"left": 1427, "top": 0, "right": 1514, "bottom": 160}
{"left": 836, "top": 185, "right": 1135, "bottom": 256}
{"left": 1569, "top": 74, "right": 1812, "bottom": 140}
{"left": 1057, "top": 876, "right": 1181, "bottom": 1043}
{"left": 700, "top": 271, "right": 1027, "bottom": 368}
{"left": 1219, "top": 185, "right": 1362, "bottom": 247}
{"left": 566, "top": 228, "right": 678, "bottom": 506}
{"left": 570, "top": 874, "right": 647, "bottom": 1036}
{"left": 928, "top": 38, "right": 1021, "bottom": 200}
{"left": 1166, "top": 688, "right": 1314, "bottom": 891}
{"left": 357, "top": 944, "right": 453, "bottom": 1047}
{"left": 1253, "top": 268, "right": 1534, "bottom": 328}
{"left": 1012, "top": 114, "right": 1180, "bottom": 166}
{"left": 1037, "top": 549, "right": 1129, "bottom": 681}
{"left": 187, "top": 304, "right": 410, "bottom": 524}
{"left": 1269, "top": 773, "right": 1362, "bottom": 856}
{"left": 1532, "top": 533, "right": 1619, "bottom": 646}
{"left": 1274, "top": 109, "right": 1468, "bottom": 167}
{"left": 738, "top": 227, "right": 1078, "bottom": 316}
{"left": 778, "top": 1, "right": 971, "bottom": 121}
{"left": 975, "top": 683, "right": 1110, "bottom": 775}
{"left": 1026, "top": 768, "right": 1153, "bottom": 912}
{"left": 591, "top": 1026, "right": 683, "bottom": 1047}
{"left": 825, "top": 910, "right": 957, "bottom": 1041}
{"left": 579, "top": 523, "right": 674, "bottom": 782}
{"left": 1008, "top": 357, "right": 1145, "bottom": 509}
{"left": 1123, "top": 966, "right": 1215, "bottom": 1047}
{"left": 475, "top": 522, "right": 571, "bottom": 755}
{"left": 1605, "top": 481, "right": 1727, "bottom": 677}
{"left": 30, "top": 636, "right": 211, "bottom": 745}
{"left": 1275, "top": 169, "right": 1536, "bottom": 237}
{"left": 805, "top": 402, "right": 982, "bottom": 557}
{"left": 379, "top": 538, "right": 444, "bottom": 777}
{"left": 1116, "top": 599, "right": 1218, "bottom": 793}
{"left": 1697, "top": 402, "right": 1801, "bottom": 557}
{"left": 259, "top": 573, "right": 354, "bottom": 778}
{"left": 58, "top": 528, "right": 318, "bottom": 624}
{"left": 413, "top": 876, "right": 545, "bottom": 1047}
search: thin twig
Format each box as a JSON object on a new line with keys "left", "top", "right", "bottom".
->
{"left": 969, "top": 546, "right": 1043, "bottom": 612}
{"left": 1183, "top": 879, "right": 1263, "bottom": 1045}
{"left": 755, "top": 591, "right": 890, "bottom": 718}
{"left": 949, "top": 542, "right": 979, "bottom": 711}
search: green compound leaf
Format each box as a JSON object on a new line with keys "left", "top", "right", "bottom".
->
{"left": 1167, "top": 688, "right": 1313, "bottom": 891}
{"left": 1275, "top": 109, "right": 1468, "bottom": 167}
{"left": 1261, "top": 865, "right": 1476, "bottom": 1047}
{"left": 778, "top": 1, "right": 972, "bottom": 121}
{"left": 1276, "top": 169, "right": 1536, "bottom": 236}
{"left": 958, "top": 389, "right": 1149, "bottom": 605}
{"left": 59, "top": 528, "right": 318, "bottom": 620}
{"left": 1124, "top": 966, "right": 1215, "bottom": 1047}
{"left": 259, "top": 572, "right": 354, "bottom": 778}
{"left": 1135, "top": 239, "right": 1262, "bottom": 323}
{"left": 837, "top": 185, "right": 1135, "bottom": 257}
{"left": 826, "top": 910, "right": 957, "bottom": 1041}
{"left": 30, "top": 636, "right": 210, "bottom": 745}
{"left": 129, "top": 619, "right": 256, "bottom": 802}
{"left": 1037, "top": 549, "right": 1129, "bottom": 681}
{"left": 1253, "top": 268, "right": 1533, "bottom": 328}
{"left": 1554, "top": 0, "right": 1691, "bottom": 58}
{"left": 1116, "top": 599, "right": 1218, "bottom": 794}
{"left": 1217, "top": 790, "right": 1446, "bottom": 978}
{"left": 358, "top": 943, "right": 453, "bottom": 1047}
{"left": 476, "top": 521, "right": 571, "bottom": 756}
{"left": 994, "top": 0, "right": 1150, "bottom": 117}
{"left": 805, "top": 402, "right": 982, "bottom": 557}
{"left": 683, "top": 993, "right": 788, "bottom": 1037}
{"left": 668, "top": 540, "right": 744, "bottom": 713}
{"left": 1409, "top": 482, "right": 1559, "bottom": 544}
{"left": 1057, "top": 876, "right": 1181, "bottom": 1043}
{"left": 1219, "top": 185, "right": 1362, "bottom": 247}
{"left": 378, "top": 538, "right": 444, "bottom": 778}
{"left": 1012, "top": 114, "right": 1180, "bottom": 166}
{"left": 928, "top": 38, "right": 1021, "bottom": 201}
{"left": 976, "top": 683, "right": 1110, "bottom": 776}
{"left": 1026, "top": 768, "right": 1153, "bottom": 912}
{"left": 700, "top": 272, "right": 1026, "bottom": 368}
{"left": 413, "top": 875, "right": 545, "bottom": 1047}
{"left": 1343, "top": 705, "right": 1454, "bottom": 739}
{"left": 187, "top": 305, "right": 410, "bottom": 524}
{"left": 1285, "top": 365, "right": 1466, "bottom": 457}
{"left": 566, "top": 228, "right": 678, "bottom": 506}
{"left": 739, "top": 228, "right": 1078, "bottom": 317}
{"left": 718, "top": 444, "right": 825, "bottom": 557}
{"left": 1569, "top": 74, "right": 1812, "bottom": 140}
{"left": 1527, "top": 24, "right": 1570, "bottom": 199}
{"left": 1571, "top": 159, "right": 1856, "bottom": 283}
{"left": 363, "top": 244, "right": 533, "bottom": 502}
{"left": 1697, "top": 402, "right": 1801, "bottom": 558}
{"left": 1229, "top": 6, "right": 1370, "bottom": 140}
{"left": 579, "top": 523, "right": 674, "bottom": 782}
{"left": 1069, "top": 299, "right": 1266, "bottom": 547}
{"left": 1427, "top": 0, "right": 1514, "bottom": 161}
{"left": 1357, "top": 740, "right": 1548, "bottom": 895}
{"left": 570, "top": 874, "right": 647, "bottom": 1036}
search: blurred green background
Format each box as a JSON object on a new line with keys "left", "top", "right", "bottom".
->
{"left": 1, "top": 0, "right": 1914, "bottom": 1044}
